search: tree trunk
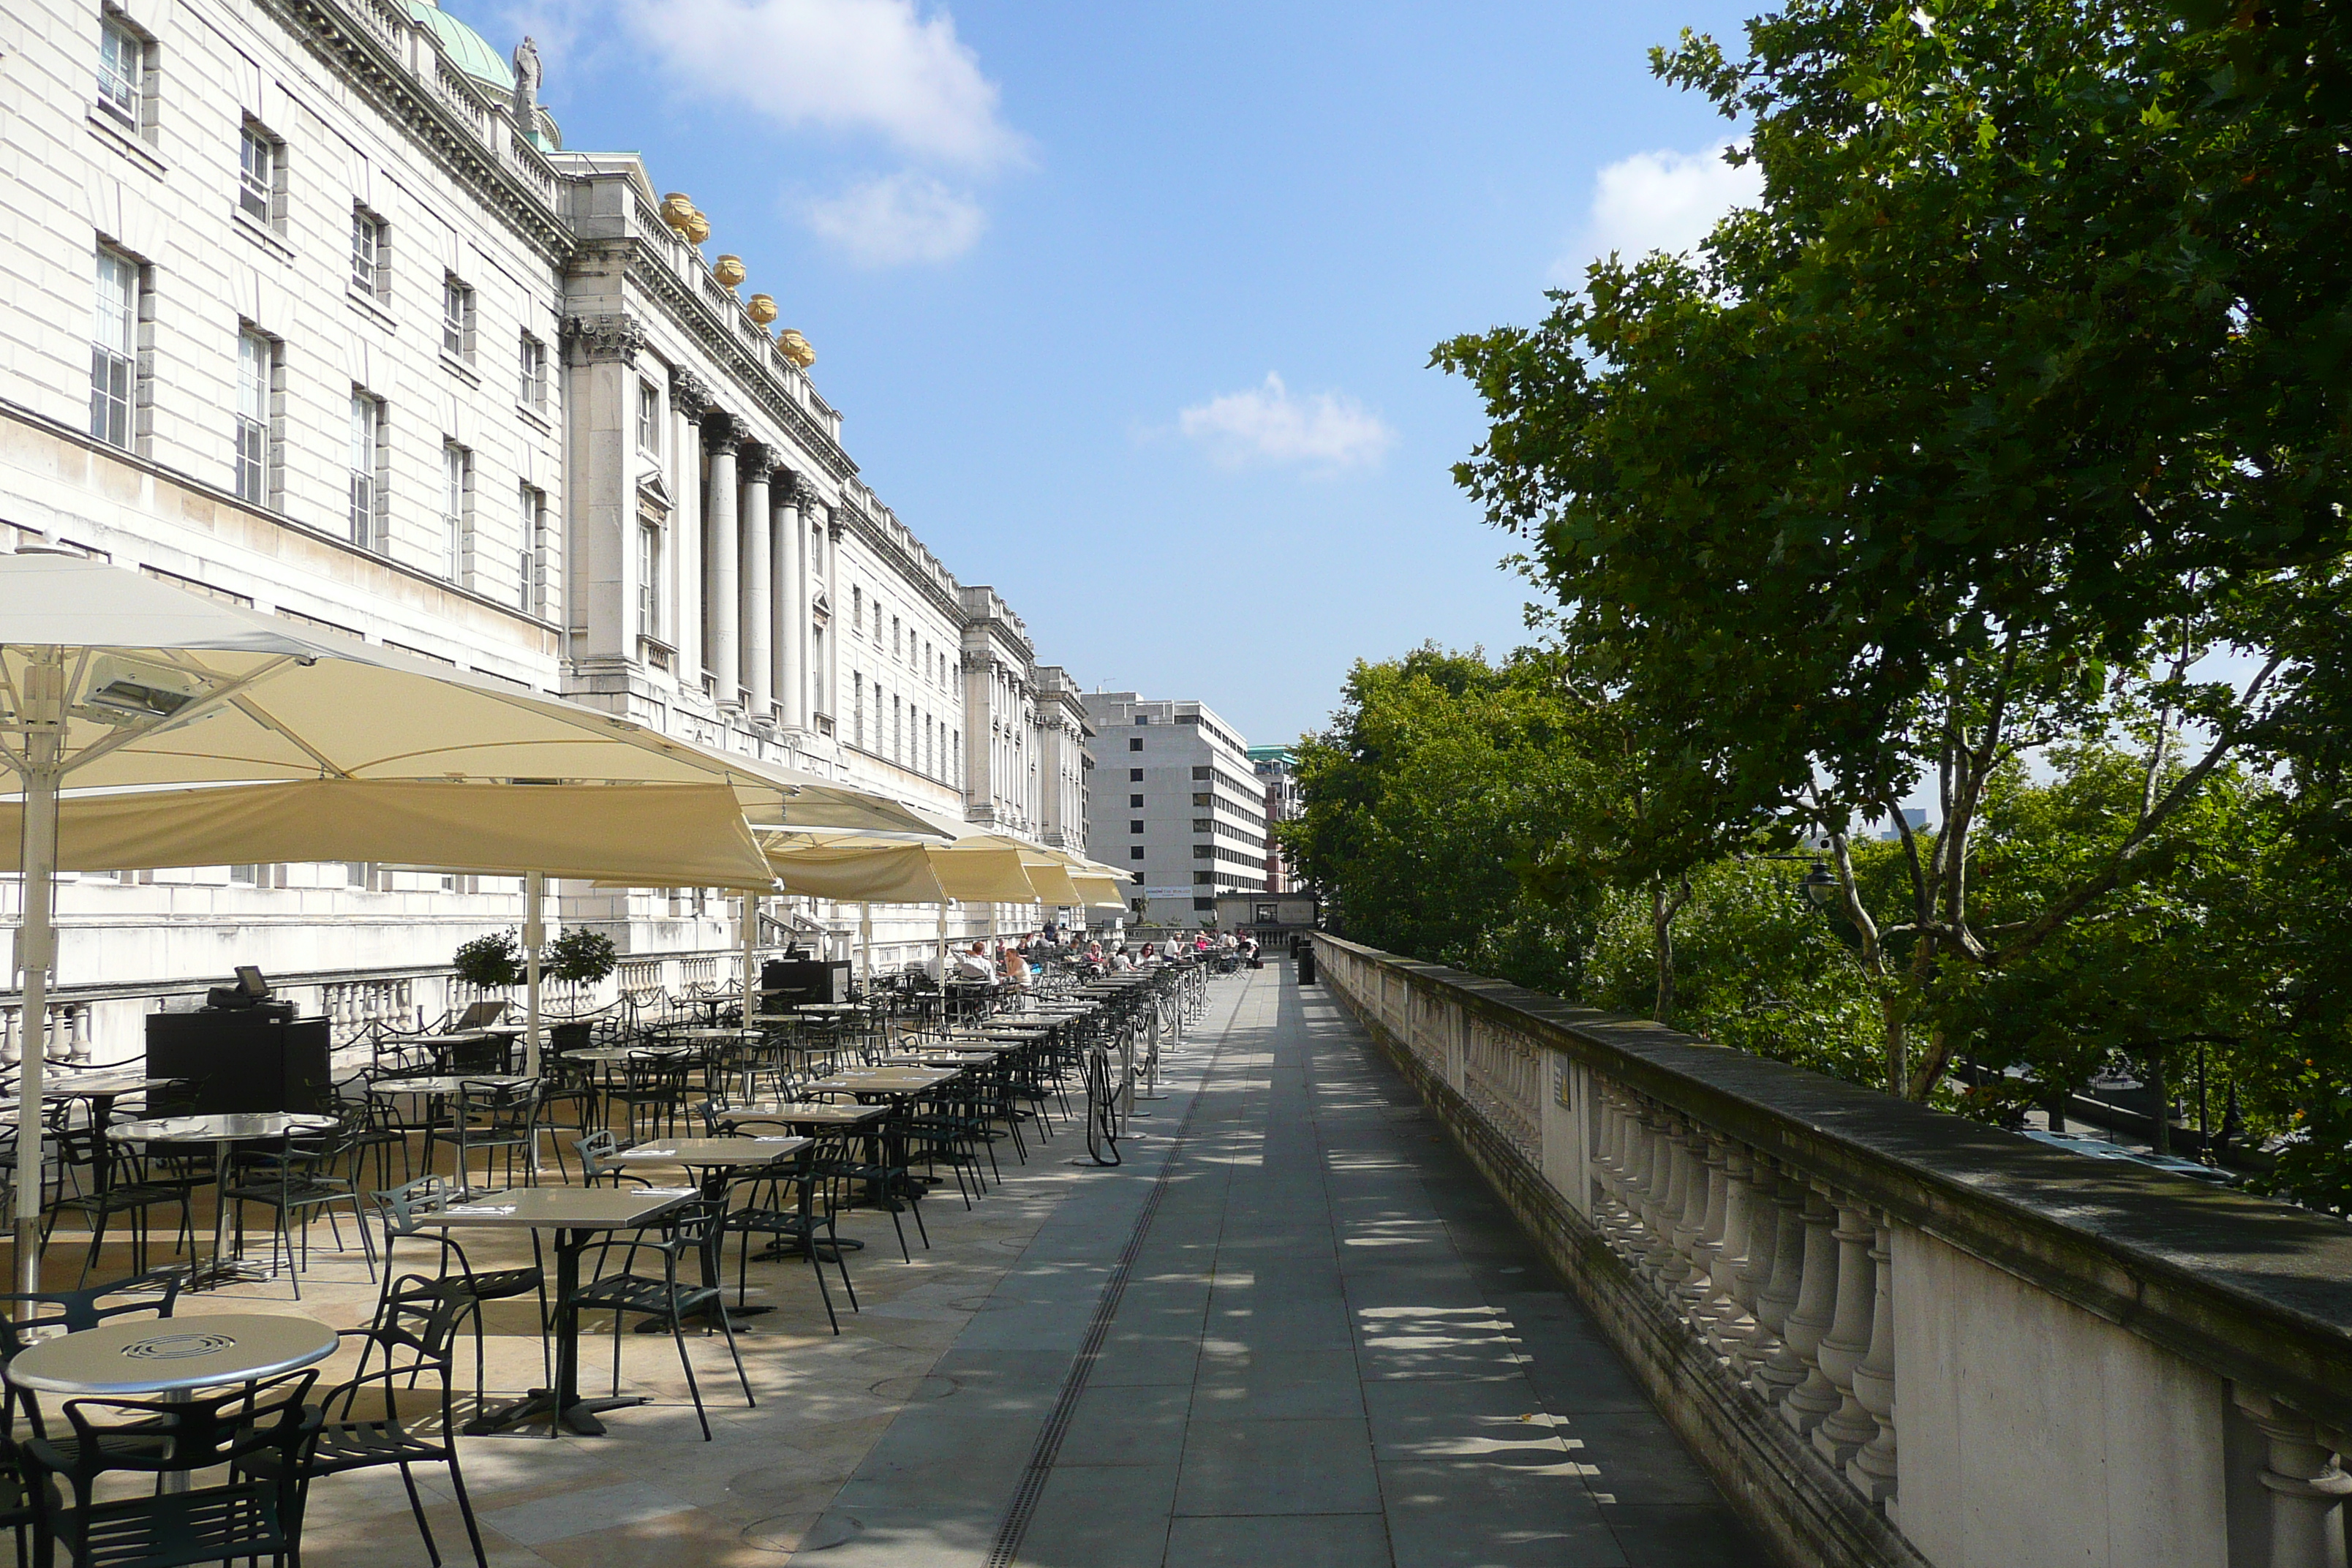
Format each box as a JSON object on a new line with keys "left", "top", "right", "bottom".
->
{"left": 2149, "top": 1049, "right": 2171, "bottom": 1156}
{"left": 1651, "top": 878, "right": 1676, "bottom": 1026}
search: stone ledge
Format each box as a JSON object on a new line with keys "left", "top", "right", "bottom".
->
{"left": 1316, "top": 935, "right": 2352, "bottom": 1428}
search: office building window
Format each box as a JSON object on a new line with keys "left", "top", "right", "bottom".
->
{"left": 521, "top": 483, "right": 548, "bottom": 616}
{"left": 442, "top": 442, "right": 474, "bottom": 581}
{"left": 637, "top": 517, "right": 660, "bottom": 639}
{"left": 1128, "top": 738, "right": 1143, "bottom": 753}
{"left": 97, "top": 14, "right": 148, "bottom": 129}
{"left": 441, "top": 276, "right": 475, "bottom": 361}
{"left": 520, "top": 333, "right": 548, "bottom": 409}
{"left": 233, "top": 326, "right": 278, "bottom": 506}
{"left": 853, "top": 674, "right": 864, "bottom": 747}
{"left": 1130, "top": 848, "right": 1145, "bottom": 861}
{"left": 636, "top": 380, "right": 660, "bottom": 453}
{"left": 348, "top": 391, "right": 385, "bottom": 549}
{"left": 350, "top": 207, "right": 388, "bottom": 299}
{"left": 238, "top": 122, "right": 283, "bottom": 228}
{"left": 88, "top": 248, "right": 140, "bottom": 449}
{"left": 1130, "top": 821, "right": 1144, "bottom": 834}
{"left": 1129, "top": 768, "right": 1144, "bottom": 782}
{"left": 1192, "top": 765, "right": 1211, "bottom": 780}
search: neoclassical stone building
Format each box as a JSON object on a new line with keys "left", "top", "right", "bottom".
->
{"left": 0, "top": 0, "right": 1094, "bottom": 1044}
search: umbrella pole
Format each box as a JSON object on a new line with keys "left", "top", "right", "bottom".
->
{"left": 14, "top": 680, "right": 62, "bottom": 1294}
{"left": 859, "top": 902, "right": 872, "bottom": 995}
{"left": 742, "top": 893, "right": 758, "bottom": 1025}
{"left": 523, "top": 872, "right": 544, "bottom": 1079}
{"left": 936, "top": 902, "right": 948, "bottom": 992}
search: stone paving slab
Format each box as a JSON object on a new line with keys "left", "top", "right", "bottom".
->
{"left": 787, "top": 962, "right": 1771, "bottom": 1567}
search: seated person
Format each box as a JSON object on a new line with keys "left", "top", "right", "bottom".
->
{"left": 954, "top": 942, "right": 996, "bottom": 982}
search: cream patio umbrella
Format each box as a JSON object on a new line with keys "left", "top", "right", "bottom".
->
{"left": 0, "top": 551, "right": 929, "bottom": 1284}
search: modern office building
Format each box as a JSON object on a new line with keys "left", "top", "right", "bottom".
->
{"left": 1247, "top": 744, "right": 1302, "bottom": 893}
{"left": 1082, "top": 693, "right": 1267, "bottom": 927}
{"left": 0, "top": 0, "right": 1089, "bottom": 1054}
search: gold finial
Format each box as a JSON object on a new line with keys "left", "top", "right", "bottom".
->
{"left": 778, "top": 329, "right": 815, "bottom": 369}
{"left": 683, "top": 210, "right": 710, "bottom": 244}
{"left": 747, "top": 293, "right": 777, "bottom": 325}
{"left": 659, "top": 192, "right": 695, "bottom": 234}
{"left": 713, "top": 255, "right": 746, "bottom": 288}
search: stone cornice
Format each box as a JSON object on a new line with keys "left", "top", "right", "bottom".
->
{"left": 614, "top": 245, "right": 857, "bottom": 483}
{"left": 263, "top": 0, "right": 573, "bottom": 265}
{"left": 845, "top": 508, "right": 964, "bottom": 627}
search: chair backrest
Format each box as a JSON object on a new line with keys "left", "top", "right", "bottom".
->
{"left": 374, "top": 1173, "right": 457, "bottom": 1235}
{"left": 0, "top": 1273, "right": 180, "bottom": 1358}
{"left": 54, "top": 1368, "right": 317, "bottom": 1479}
{"left": 573, "top": 1128, "right": 622, "bottom": 1182}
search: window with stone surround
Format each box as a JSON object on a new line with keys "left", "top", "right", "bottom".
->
{"left": 520, "top": 334, "right": 549, "bottom": 410}
{"left": 234, "top": 325, "right": 280, "bottom": 507}
{"left": 441, "top": 276, "right": 476, "bottom": 363}
{"left": 442, "top": 442, "right": 474, "bottom": 582}
{"left": 636, "top": 380, "right": 660, "bottom": 453}
{"left": 238, "top": 121, "right": 285, "bottom": 231}
{"left": 97, "top": 12, "right": 155, "bottom": 137}
{"left": 348, "top": 390, "right": 386, "bottom": 550}
{"left": 88, "top": 246, "right": 143, "bottom": 450}
{"left": 350, "top": 206, "right": 388, "bottom": 301}
{"left": 636, "top": 515, "right": 660, "bottom": 639}
{"left": 521, "top": 483, "right": 549, "bottom": 616}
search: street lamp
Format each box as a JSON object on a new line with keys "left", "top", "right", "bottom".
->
{"left": 1801, "top": 860, "right": 1839, "bottom": 908}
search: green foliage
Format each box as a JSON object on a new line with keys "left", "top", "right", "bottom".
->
{"left": 546, "top": 927, "right": 617, "bottom": 986}
{"left": 451, "top": 929, "right": 522, "bottom": 990}
{"left": 1281, "top": 646, "right": 1598, "bottom": 997}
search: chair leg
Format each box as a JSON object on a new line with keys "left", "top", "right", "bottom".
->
{"left": 396, "top": 1460, "right": 443, "bottom": 1567}
{"left": 668, "top": 1304, "right": 712, "bottom": 1441}
{"left": 442, "top": 1450, "right": 491, "bottom": 1568}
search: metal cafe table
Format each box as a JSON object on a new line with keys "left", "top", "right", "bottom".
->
{"left": 6, "top": 1311, "right": 338, "bottom": 1491}
{"left": 4, "top": 1068, "right": 179, "bottom": 1195}
{"left": 107, "top": 1112, "right": 336, "bottom": 1289}
{"left": 413, "top": 1185, "right": 696, "bottom": 1436}
{"left": 602, "top": 1137, "right": 813, "bottom": 1316}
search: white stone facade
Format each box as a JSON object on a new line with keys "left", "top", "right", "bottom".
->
{"left": 0, "top": 0, "right": 1090, "bottom": 1047}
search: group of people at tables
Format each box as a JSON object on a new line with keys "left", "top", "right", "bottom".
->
{"left": 927, "top": 927, "right": 1259, "bottom": 992}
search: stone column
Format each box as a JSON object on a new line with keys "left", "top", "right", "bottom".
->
{"left": 668, "top": 369, "right": 714, "bottom": 681}
{"left": 559, "top": 312, "right": 648, "bottom": 664}
{"left": 1847, "top": 1220, "right": 1899, "bottom": 1510}
{"left": 774, "top": 475, "right": 803, "bottom": 731}
{"left": 1729, "top": 1156, "right": 1782, "bottom": 1376}
{"left": 1813, "top": 1199, "right": 1882, "bottom": 1467}
{"left": 701, "top": 416, "right": 742, "bottom": 710}
{"left": 739, "top": 446, "right": 772, "bottom": 723}
{"left": 1780, "top": 1187, "right": 1845, "bottom": 1435}
{"left": 821, "top": 508, "right": 844, "bottom": 724}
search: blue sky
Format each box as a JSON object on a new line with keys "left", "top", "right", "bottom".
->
{"left": 498, "top": 0, "right": 1762, "bottom": 749}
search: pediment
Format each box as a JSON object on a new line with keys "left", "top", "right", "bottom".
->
{"left": 636, "top": 472, "right": 676, "bottom": 518}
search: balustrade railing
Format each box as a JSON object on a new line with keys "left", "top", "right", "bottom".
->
{"left": 1313, "top": 932, "right": 2352, "bottom": 1568}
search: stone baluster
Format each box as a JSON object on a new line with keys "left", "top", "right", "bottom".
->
{"left": 1703, "top": 1143, "right": 1760, "bottom": 1353}
{"left": 1780, "top": 1186, "right": 1845, "bottom": 1433}
{"left": 1691, "top": 1135, "right": 1732, "bottom": 1319}
{"left": 1610, "top": 1095, "right": 1651, "bottom": 1264}
{"left": 1812, "top": 1199, "right": 1882, "bottom": 1466}
{"left": 1648, "top": 1115, "right": 1694, "bottom": 1297}
{"left": 1, "top": 1007, "right": 18, "bottom": 1067}
{"left": 1591, "top": 1090, "right": 1631, "bottom": 1246}
{"left": 1847, "top": 1218, "right": 1899, "bottom": 1511}
{"left": 1671, "top": 1128, "right": 1715, "bottom": 1309}
{"left": 1625, "top": 1104, "right": 1667, "bottom": 1278}
{"left": 1749, "top": 1165, "right": 1807, "bottom": 1392}
{"left": 2234, "top": 1390, "right": 2352, "bottom": 1568}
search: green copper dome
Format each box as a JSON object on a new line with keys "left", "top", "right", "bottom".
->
{"left": 406, "top": 0, "right": 513, "bottom": 94}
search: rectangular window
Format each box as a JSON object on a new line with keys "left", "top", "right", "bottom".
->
{"left": 1191, "top": 765, "right": 1211, "bottom": 780}
{"left": 892, "top": 695, "right": 902, "bottom": 761}
{"left": 853, "top": 674, "right": 865, "bottom": 747}
{"left": 233, "top": 327, "right": 274, "bottom": 505}
{"left": 520, "top": 483, "right": 547, "bottom": 615}
{"left": 88, "top": 248, "right": 139, "bottom": 449}
{"left": 636, "top": 380, "right": 660, "bottom": 452}
{"left": 1130, "top": 821, "right": 1144, "bottom": 834}
{"left": 1130, "top": 847, "right": 1145, "bottom": 861}
{"left": 851, "top": 586, "right": 862, "bottom": 631}
{"left": 97, "top": 15, "right": 143, "bottom": 126}
{"left": 441, "top": 276, "right": 475, "bottom": 361}
{"left": 639, "top": 521, "right": 666, "bottom": 642}
{"left": 1128, "top": 738, "right": 1144, "bottom": 752}
{"left": 350, "top": 208, "right": 385, "bottom": 298}
{"left": 892, "top": 617, "right": 901, "bottom": 661}
{"left": 238, "top": 123, "right": 279, "bottom": 226}
{"left": 348, "top": 391, "right": 384, "bottom": 549}
{"left": 1130, "top": 768, "right": 1144, "bottom": 782}
{"left": 520, "top": 334, "right": 548, "bottom": 408}
{"left": 1130, "top": 794, "right": 1145, "bottom": 808}
{"left": 442, "top": 442, "right": 472, "bottom": 581}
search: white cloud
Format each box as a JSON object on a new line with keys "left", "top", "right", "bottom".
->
{"left": 1557, "top": 140, "right": 1763, "bottom": 279}
{"left": 1177, "top": 374, "right": 1395, "bottom": 474}
{"left": 617, "top": 0, "right": 1022, "bottom": 170}
{"left": 807, "top": 171, "right": 985, "bottom": 265}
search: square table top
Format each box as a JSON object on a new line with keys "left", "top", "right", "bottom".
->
{"left": 800, "top": 1067, "right": 957, "bottom": 1095}
{"left": 411, "top": 1186, "right": 696, "bottom": 1229}
{"left": 607, "top": 1136, "right": 810, "bottom": 1166}
{"left": 368, "top": 1074, "right": 534, "bottom": 1097}
{"left": 36, "top": 1071, "right": 176, "bottom": 1098}
{"left": 707, "top": 1101, "right": 890, "bottom": 1128}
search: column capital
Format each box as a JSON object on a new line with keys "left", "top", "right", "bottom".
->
{"left": 562, "top": 312, "right": 647, "bottom": 364}
{"left": 740, "top": 440, "right": 775, "bottom": 473}
{"left": 774, "top": 472, "right": 807, "bottom": 508}
{"left": 701, "top": 411, "right": 749, "bottom": 451}
{"left": 668, "top": 366, "right": 715, "bottom": 415}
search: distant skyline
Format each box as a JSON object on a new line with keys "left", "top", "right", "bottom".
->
{"left": 495, "top": 0, "right": 1761, "bottom": 750}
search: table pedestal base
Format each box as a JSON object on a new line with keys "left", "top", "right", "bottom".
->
{"left": 466, "top": 1388, "right": 649, "bottom": 1438}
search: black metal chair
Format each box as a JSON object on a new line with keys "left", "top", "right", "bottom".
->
{"left": 713, "top": 1133, "right": 857, "bottom": 1335}
{"left": 426, "top": 1079, "right": 542, "bottom": 1191}
{"left": 245, "top": 1285, "right": 487, "bottom": 1568}
{"left": 39, "top": 1138, "right": 198, "bottom": 1289}
{"left": 374, "top": 1176, "right": 549, "bottom": 1403}
{"left": 606, "top": 1052, "right": 690, "bottom": 1142}
{"left": 569, "top": 1197, "right": 753, "bottom": 1441}
{"left": 20, "top": 1368, "right": 319, "bottom": 1568}
{"left": 222, "top": 1111, "right": 378, "bottom": 1297}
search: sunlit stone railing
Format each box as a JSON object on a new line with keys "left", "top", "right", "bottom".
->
{"left": 1313, "top": 933, "right": 2352, "bottom": 1568}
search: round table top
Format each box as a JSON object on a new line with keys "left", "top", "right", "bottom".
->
{"left": 367, "top": 1075, "right": 534, "bottom": 1098}
{"left": 6, "top": 1312, "right": 338, "bottom": 1395}
{"left": 109, "top": 1113, "right": 335, "bottom": 1143}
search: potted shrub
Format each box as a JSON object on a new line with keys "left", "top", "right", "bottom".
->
{"left": 546, "top": 927, "right": 618, "bottom": 1005}
{"left": 451, "top": 928, "right": 523, "bottom": 990}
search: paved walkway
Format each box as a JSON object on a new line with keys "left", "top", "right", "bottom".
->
{"left": 791, "top": 961, "right": 1766, "bottom": 1567}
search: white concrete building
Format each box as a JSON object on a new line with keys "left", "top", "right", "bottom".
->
{"left": 1082, "top": 693, "right": 1267, "bottom": 928}
{"left": 0, "top": 0, "right": 1088, "bottom": 1052}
